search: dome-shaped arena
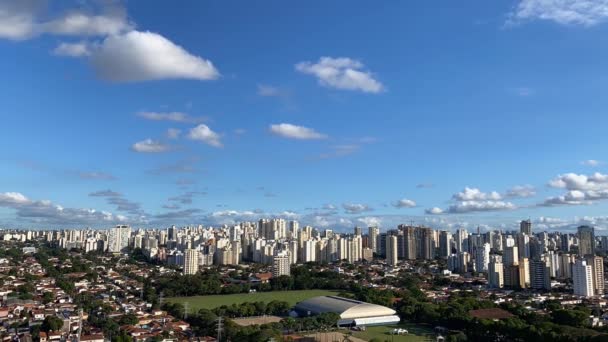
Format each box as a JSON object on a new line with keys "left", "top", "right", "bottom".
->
{"left": 294, "top": 296, "right": 400, "bottom": 327}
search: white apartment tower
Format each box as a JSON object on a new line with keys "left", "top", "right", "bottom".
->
{"left": 488, "top": 255, "right": 504, "bottom": 288}
{"left": 184, "top": 249, "right": 199, "bottom": 275}
{"left": 386, "top": 235, "right": 398, "bottom": 267}
{"left": 272, "top": 250, "right": 291, "bottom": 277}
{"left": 573, "top": 259, "right": 594, "bottom": 297}
{"left": 475, "top": 243, "right": 491, "bottom": 273}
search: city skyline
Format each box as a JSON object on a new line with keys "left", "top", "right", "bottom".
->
{"left": 3, "top": 1, "right": 608, "bottom": 231}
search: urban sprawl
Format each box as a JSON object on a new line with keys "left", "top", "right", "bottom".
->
{"left": 2, "top": 219, "right": 608, "bottom": 341}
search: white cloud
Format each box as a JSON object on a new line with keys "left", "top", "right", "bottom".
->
{"left": 166, "top": 128, "right": 181, "bottom": 139}
{"left": 187, "top": 124, "right": 222, "bottom": 147}
{"left": 453, "top": 187, "right": 502, "bottom": 201}
{"left": 43, "top": 11, "right": 133, "bottom": 36}
{"left": 295, "top": 57, "right": 384, "bottom": 93}
{"left": 269, "top": 123, "right": 327, "bottom": 140}
{"left": 342, "top": 203, "right": 373, "bottom": 214}
{"left": 131, "top": 139, "right": 171, "bottom": 153}
{"left": 425, "top": 207, "right": 444, "bottom": 215}
{"left": 357, "top": 216, "right": 382, "bottom": 227}
{"left": 392, "top": 198, "right": 417, "bottom": 208}
{"left": 505, "top": 185, "right": 536, "bottom": 198}
{"left": 548, "top": 172, "right": 608, "bottom": 190}
{"left": 581, "top": 159, "right": 602, "bottom": 167}
{"left": 540, "top": 172, "right": 608, "bottom": 206}
{"left": 0, "top": 1, "right": 39, "bottom": 40}
{"left": 90, "top": 30, "right": 220, "bottom": 82}
{"left": 0, "top": 192, "right": 30, "bottom": 205}
{"left": 0, "top": 3, "right": 220, "bottom": 83}
{"left": 509, "top": 0, "right": 608, "bottom": 26}
{"left": 0, "top": 1, "right": 132, "bottom": 40}
{"left": 137, "top": 111, "right": 205, "bottom": 123}
{"left": 52, "top": 41, "right": 90, "bottom": 57}
{"left": 0, "top": 191, "right": 133, "bottom": 226}
{"left": 447, "top": 200, "right": 517, "bottom": 213}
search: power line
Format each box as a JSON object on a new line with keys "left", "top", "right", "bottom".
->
{"left": 216, "top": 316, "right": 223, "bottom": 342}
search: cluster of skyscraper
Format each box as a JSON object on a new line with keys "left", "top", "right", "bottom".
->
{"left": 4, "top": 219, "right": 605, "bottom": 298}
{"left": 441, "top": 221, "right": 605, "bottom": 297}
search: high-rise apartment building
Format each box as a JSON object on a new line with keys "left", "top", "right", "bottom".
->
{"left": 107, "top": 225, "right": 131, "bottom": 253}
{"left": 530, "top": 259, "right": 551, "bottom": 290}
{"left": 184, "top": 248, "right": 199, "bottom": 275}
{"left": 438, "top": 231, "right": 451, "bottom": 258}
{"left": 474, "top": 243, "right": 490, "bottom": 273}
{"left": 520, "top": 219, "right": 532, "bottom": 235}
{"left": 272, "top": 250, "right": 291, "bottom": 277}
{"left": 573, "top": 259, "right": 594, "bottom": 297}
{"left": 578, "top": 226, "right": 595, "bottom": 257}
{"left": 586, "top": 255, "right": 604, "bottom": 296}
{"left": 488, "top": 255, "right": 504, "bottom": 288}
{"left": 386, "top": 235, "right": 398, "bottom": 267}
{"left": 369, "top": 226, "right": 379, "bottom": 253}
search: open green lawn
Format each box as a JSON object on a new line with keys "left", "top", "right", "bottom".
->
{"left": 166, "top": 289, "right": 341, "bottom": 312}
{"left": 352, "top": 323, "right": 435, "bottom": 342}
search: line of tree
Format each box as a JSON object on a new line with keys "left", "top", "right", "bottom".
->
{"left": 162, "top": 302, "right": 340, "bottom": 341}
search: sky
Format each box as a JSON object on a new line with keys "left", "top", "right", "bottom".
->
{"left": 2, "top": 0, "right": 608, "bottom": 232}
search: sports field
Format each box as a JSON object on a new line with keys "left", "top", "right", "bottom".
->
{"left": 352, "top": 323, "right": 434, "bottom": 342}
{"left": 166, "top": 289, "right": 341, "bottom": 312}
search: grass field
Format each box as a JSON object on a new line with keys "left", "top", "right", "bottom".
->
{"left": 167, "top": 289, "right": 341, "bottom": 312}
{"left": 352, "top": 323, "right": 435, "bottom": 342}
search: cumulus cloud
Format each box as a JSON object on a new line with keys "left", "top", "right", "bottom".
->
{"left": 508, "top": 0, "right": 608, "bottom": 26}
{"left": 2, "top": 2, "right": 220, "bottom": 83}
{"left": 0, "top": 191, "right": 130, "bottom": 226}
{"left": 296, "top": 57, "right": 384, "bottom": 93}
{"left": 447, "top": 200, "right": 516, "bottom": 213}
{"left": 548, "top": 172, "right": 608, "bottom": 191}
{"left": 43, "top": 10, "right": 133, "bottom": 36}
{"left": 0, "top": 1, "right": 39, "bottom": 40}
{"left": 453, "top": 187, "right": 502, "bottom": 201}
{"left": 539, "top": 172, "right": 608, "bottom": 206}
{"left": 269, "top": 123, "right": 327, "bottom": 140}
{"left": 187, "top": 124, "right": 222, "bottom": 147}
{"left": 0, "top": 0, "right": 132, "bottom": 40}
{"left": 131, "top": 139, "right": 172, "bottom": 153}
{"left": 392, "top": 198, "right": 417, "bottom": 208}
{"left": 425, "top": 207, "right": 444, "bottom": 215}
{"left": 505, "top": 185, "right": 536, "bottom": 198}
{"left": 90, "top": 30, "right": 219, "bottom": 82}
{"left": 342, "top": 203, "right": 373, "bottom": 214}
{"left": 137, "top": 111, "right": 206, "bottom": 123}
{"left": 357, "top": 216, "right": 382, "bottom": 227}
{"left": 52, "top": 41, "right": 91, "bottom": 57}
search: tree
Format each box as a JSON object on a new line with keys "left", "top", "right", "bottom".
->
{"left": 552, "top": 309, "right": 589, "bottom": 328}
{"left": 119, "top": 313, "right": 139, "bottom": 326}
{"left": 42, "top": 316, "right": 63, "bottom": 332}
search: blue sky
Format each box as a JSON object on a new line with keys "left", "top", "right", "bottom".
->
{"left": 2, "top": 0, "right": 608, "bottom": 232}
